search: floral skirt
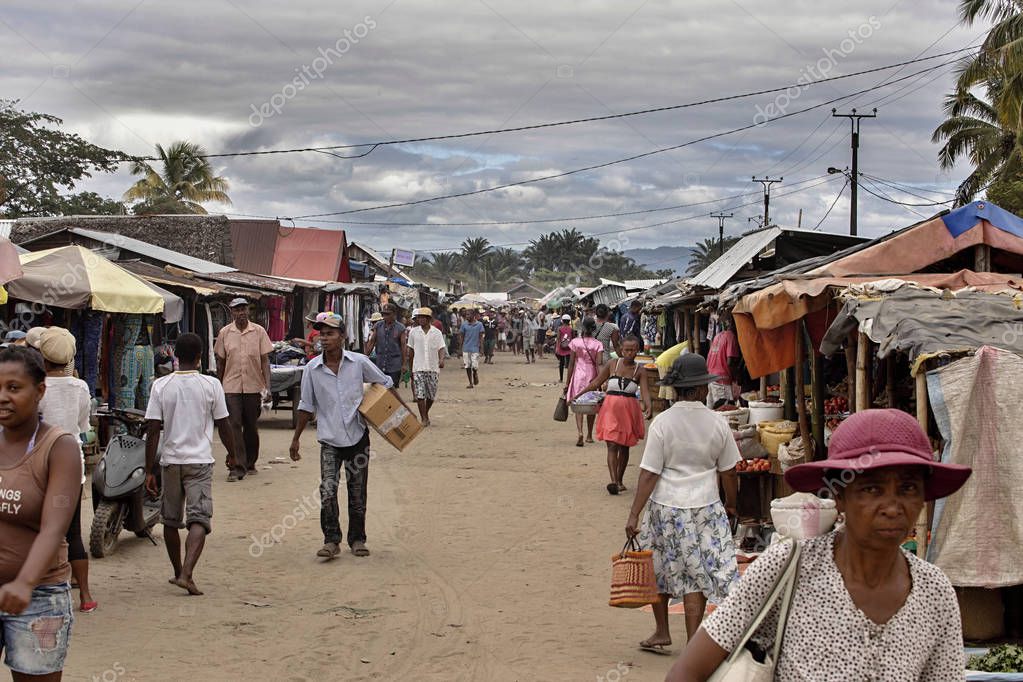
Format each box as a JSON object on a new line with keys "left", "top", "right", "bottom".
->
{"left": 638, "top": 501, "right": 740, "bottom": 602}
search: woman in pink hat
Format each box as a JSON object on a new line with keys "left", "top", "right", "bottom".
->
{"left": 669, "top": 408, "right": 972, "bottom": 681}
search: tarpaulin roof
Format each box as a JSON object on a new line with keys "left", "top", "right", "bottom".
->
{"left": 270, "top": 227, "right": 350, "bottom": 282}
{"left": 10, "top": 246, "right": 164, "bottom": 313}
{"left": 0, "top": 239, "right": 23, "bottom": 284}
{"left": 807, "top": 201, "right": 1023, "bottom": 277}
{"left": 821, "top": 286, "right": 1023, "bottom": 373}
{"left": 733, "top": 271, "right": 1023, "bottom": 378}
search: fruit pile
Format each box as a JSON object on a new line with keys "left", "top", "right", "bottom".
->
{"left": 824, "top": 396, "right": 848, "bottom": 415}
{"left": 736, "top": 458, "right": 771, "bottom": 472}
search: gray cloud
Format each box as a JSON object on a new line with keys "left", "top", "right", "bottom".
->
{"left": 0, "top": 0, "right": 980, "bottom": 257}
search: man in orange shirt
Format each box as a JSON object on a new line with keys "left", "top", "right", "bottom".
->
{"left": 214, "top": 298, "right": 272, "bottom": 481}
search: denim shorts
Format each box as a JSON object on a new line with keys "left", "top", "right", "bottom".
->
{"left": 0, "top": 582, "right": 74, "bottom": 675}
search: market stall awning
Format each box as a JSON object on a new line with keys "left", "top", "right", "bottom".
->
{"left": 138, "top": 278, "right": 184, "bottom": 323}
{"left": 732, "top": 270, "right": 1023, "bottom": 378}
{"left": 820, "top": 286, "right": 1023, "bottom": 373}
{"left": 9, "top": 245, "right": 164, "bottom": 313}
{"left": 0, "top": 239, "right": 24, "bottom": 284}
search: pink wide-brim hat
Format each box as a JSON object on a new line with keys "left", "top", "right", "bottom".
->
{"left": 784, "top": 408, "right": 972, "bottom": 501}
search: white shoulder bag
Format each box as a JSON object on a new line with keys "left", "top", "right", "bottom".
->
{"left": 708, "top": 539, "right": 802, "bottom": 682}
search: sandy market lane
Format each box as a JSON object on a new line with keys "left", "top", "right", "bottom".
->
{"left": 68, "top": 352, "right": 677, "bottom": 681}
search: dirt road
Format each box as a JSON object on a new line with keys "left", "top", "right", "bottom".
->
{"left": 68, "top": 351, "right": 678, "bottom": 681}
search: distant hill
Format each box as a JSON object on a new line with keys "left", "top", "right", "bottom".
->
{"left": 624, "top": 246, "right": 695, "bottom": 276}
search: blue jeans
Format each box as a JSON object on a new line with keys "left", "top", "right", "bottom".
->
{"left": 0, "top": 583, "right": 74, "bottom": 675}
{"left": 319, "top": 432, "right": 370, "bottom": 547}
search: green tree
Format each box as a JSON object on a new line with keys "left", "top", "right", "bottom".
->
{"left": 458, "top": 237, "right": 493, "bottom": 288}
{"left": 44, "top": 191, "right": 126, "bottom": 216}
{"left": 124, "top": 141, "right": 231, "bottom": 214}
{"left": 932, "top": 78, "right": 1019, "bottom": 205}
{"left": 687, "top": 236, "right": 740, "bottom": 275}
{"left": 955, "top": 1, "right": 1023, "bottom": 127}
{"left": 414, "top": 252, "right": 464, "bottom": 282}
{"left": 0, "top": 100, "right": 127, "bottom": 217}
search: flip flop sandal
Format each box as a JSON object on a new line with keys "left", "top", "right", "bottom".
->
{"left": 80, "top": 601, "right": 98, "bottom": 613}
{"left": 639, "top": 642, "right": 672, "bottom": 655}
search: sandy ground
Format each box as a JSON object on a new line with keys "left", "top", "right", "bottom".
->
{"left": 67, "top": 351, "right": 681, "bottom": 681}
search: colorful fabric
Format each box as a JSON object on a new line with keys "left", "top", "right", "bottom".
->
{"left": 412, "top": 371, "right": 439, "bottom": 400}
{"left": 566, "top": 337, "right": 604, "bottom": 402}
{"left": 118, "top": 344, "right": 154, "bottom": 410}
{"left": 72, "top": 310, "right": 103, "bottom": 395}
{"left": 638, "top": 500, "right": 739, "bottom": 602}
{"left": 595, "top": 393, "right": 645, "bottom": 446}
{"left": 706, "top": 329, "right": 739, "bottom": 384}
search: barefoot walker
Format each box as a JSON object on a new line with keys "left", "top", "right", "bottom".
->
{"left": 145, "top": 333, "right": 237, "bottom": 596}
{"left": 290, "top": 312, "right": 393, "bottom": 559}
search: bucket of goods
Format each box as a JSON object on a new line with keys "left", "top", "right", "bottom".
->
{"left": 748, "top": 399, "right": 784, "bottom": 424}
{"left": 571, "top": 390, "right": 604, "bottom": 414}
{"left": 715, "top": 403, "right": 750, "bottom": 426}
{"left": 757, "top": 419, "right": 798, "bottom": 456}
{"left": 770, "top": 492, "right": 838, "bottom": 539}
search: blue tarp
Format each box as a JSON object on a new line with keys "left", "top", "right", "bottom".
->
{"left": 941, "top": 200, "right": 1023, "bottom": 239}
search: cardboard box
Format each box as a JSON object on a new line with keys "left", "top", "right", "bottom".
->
{"left": 359, "top": 383, "right": 422, "bottom": 451}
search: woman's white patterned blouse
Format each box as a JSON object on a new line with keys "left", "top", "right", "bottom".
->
{"left": 702, "top": 531, "right": 965, "bottom": 681}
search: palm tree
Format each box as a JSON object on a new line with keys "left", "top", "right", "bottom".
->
{"left": 124, "top": 141, "right": 231, "bottom": 214}
{"left": 459, "top": 237, "right": 493, "bottom": 287}
{"left": 932, "top": 83, "right": 1018, "bottom": 205}
{"left": 955, "top": 1, "right": 1023, "bottom": 126}
{"left": 687, "top": 236, "right": 740, "bottom": 276}
{"left": 523, "top": 233, "right": 560, "bottom": 272}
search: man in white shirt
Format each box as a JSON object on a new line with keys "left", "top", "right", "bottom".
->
{"left": 145, "top": 333, "right": 237, "bottom": 596}
{"left": 405, "top": 307, "right": 447, "bottom": 426}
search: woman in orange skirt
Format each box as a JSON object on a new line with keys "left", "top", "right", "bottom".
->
{"left": 576, "top": 335, "right": 652, "bottom": 495}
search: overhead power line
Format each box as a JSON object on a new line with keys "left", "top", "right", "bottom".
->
{"left": 131, "top": 46, "right": 978, "bottom": 163}
{"left": 813, "top": 178, "right": 849, "bottom": 231}
{"left": 289, "top": 56, "right": 969, "bottom": 219}
{"left": 225, "top": 174, "right": 838, "bottom": 226}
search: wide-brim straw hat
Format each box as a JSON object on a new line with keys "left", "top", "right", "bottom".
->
{"left": 656, "top": 353, "right": 719, "bottom": 389}
{"left": 785, "top": 408, "right": 972, "bottom": 501}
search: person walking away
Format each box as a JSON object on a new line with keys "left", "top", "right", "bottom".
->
{"left": 555, "top": 314, "right": 575, "bottom": 382}
{"left": 482, "top": 315, "right": 498, "bottom": 364}
{"left": 144, "top": 333, "right": 236, "bottom": 596}
{"left": 563, "top": 318, "right": 604, "bottom": 447}
{"left": 669, "top": 409, "right": 972, "bottom": 681}
{"left": 37, "top": 328, "right": 97, "bottom": 613}
{"left": 625, "top": 353, "right": 740, "bottom": 653}
{"left": 521, "top": 312, "right": 538, "bottom": 364}
{"left": 458, "top": 310, "right": 485, "bottom": 389}
{"left": 536, "top": 307, "right": 548, "bottom": 360}
{"left": 365, "top": 304, "right": 407, "bottom": 387}
{"left": 497, "top": 312, "right": 508, "bottom": 352}
{"left": 593, "top": 304, "right": 622, "bottom": 364}
{"left": 705, "top": 312, "right": 740, "bottom": 408}
{"left": 290, "top": 313, "right": 393, "bottom": 559}
{"left": 214, "top": 298, "right": 272, "bottom": 481}
{"left": 448, "top": 310, "right": 462, "bottom": 358}
{"left": 0, "top": 346, "right": 81, "bottom": 679}
{"left": 576, "top": 336, "right": 651, "bottom": 495}
{"left": 406, "top": 308, "right": 446, "bottom": 426}
{"left": 620, "top": 300, "right": 644, "bottom": 351}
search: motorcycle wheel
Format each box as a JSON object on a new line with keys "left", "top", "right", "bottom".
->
{"left": 90, "top": 501, "right": 126, "bottom": 558}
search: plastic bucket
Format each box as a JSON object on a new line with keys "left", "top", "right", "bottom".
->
{"left": 757, "top": 419, "right": 798, "bottom": 456}
{"left": 748, "top": 400, "right": 784, "bottom": 424}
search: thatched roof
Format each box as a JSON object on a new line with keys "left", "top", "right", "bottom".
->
{"left": 10, "top": 214, "right": 246, "bottom": 265}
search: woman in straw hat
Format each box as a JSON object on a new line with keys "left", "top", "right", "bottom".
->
{"left": 669, "top": 408, "right": 972, "bottom": 681}
{"left": 625, "top": 353, "right": 741, "bottom": 653}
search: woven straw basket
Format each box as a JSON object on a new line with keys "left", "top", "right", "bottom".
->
{"left": 609, "top": 538, "right": 659, "bottom": 608}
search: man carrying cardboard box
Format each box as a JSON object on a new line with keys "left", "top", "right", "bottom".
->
{"left": 289, "top": 312, "right": 393, "bottom": 560}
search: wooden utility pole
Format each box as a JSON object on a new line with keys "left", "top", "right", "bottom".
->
{"left": 752, "top": 177, "right": 782, "bottom": 227}
{"left": 832, "top": 108, "right": 877, "bottom": 236}
{"left": 711, "top": 212, "right": 733, "bottom": 257}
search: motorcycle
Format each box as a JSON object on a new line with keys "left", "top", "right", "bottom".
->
{"left": 89, "top": 407, "right": 161, "bottom": 558}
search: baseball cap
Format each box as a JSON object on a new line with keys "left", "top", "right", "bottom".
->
{"left": 312, "top": 311, "right": 344, "bottom": 330}
{"left": 229, "top": 297, "right": 249, "bottom": 309}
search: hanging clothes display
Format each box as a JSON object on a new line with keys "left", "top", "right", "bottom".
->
{"left": 264, "top": 296, "right": 287, "bottom": 341}
{"left": 71, "top": 310, "right": 103, "bottom": 396}
{"left": 344, "top": 294, "right": 358, "bottom": 346}
{"left": 116, "top": 314, "right": 155, "bottom": 410}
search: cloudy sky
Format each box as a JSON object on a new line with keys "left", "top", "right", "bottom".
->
{"left": 1, "top": 0, "right": 986, "bottom": 260}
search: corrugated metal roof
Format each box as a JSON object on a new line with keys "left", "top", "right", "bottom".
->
{"left": 194, "top": 270, "right": 295, "bottom": 294}
{"left": 624, "top": 278, "right": 668, "bottom": 290}
{"left": 70, "top": 228, "right": 235, "bottom": 274}
{"left": 687, "top": 227, "right": 782, "bottom": 290}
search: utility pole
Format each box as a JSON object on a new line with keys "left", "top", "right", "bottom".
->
{"left": 832, "top": 108, "right": 876, "bottom": 236}
{"left": 711, "top": 212, "right": 733, "bottom": 257}
{"left": 752, "top": 176, "right": 782, "bottom": 227}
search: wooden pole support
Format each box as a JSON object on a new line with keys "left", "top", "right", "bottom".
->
{"left": 855, "top": 332, "right": 870, "bottom": 412}
{"left": 794, "top": 321, "right": 811, "bottom": 450}
{"left": 914, "top": 368, "right": 930, "bottom": 558}
{"left": 845, "top": 331, "right": 857, "bottom": 413}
